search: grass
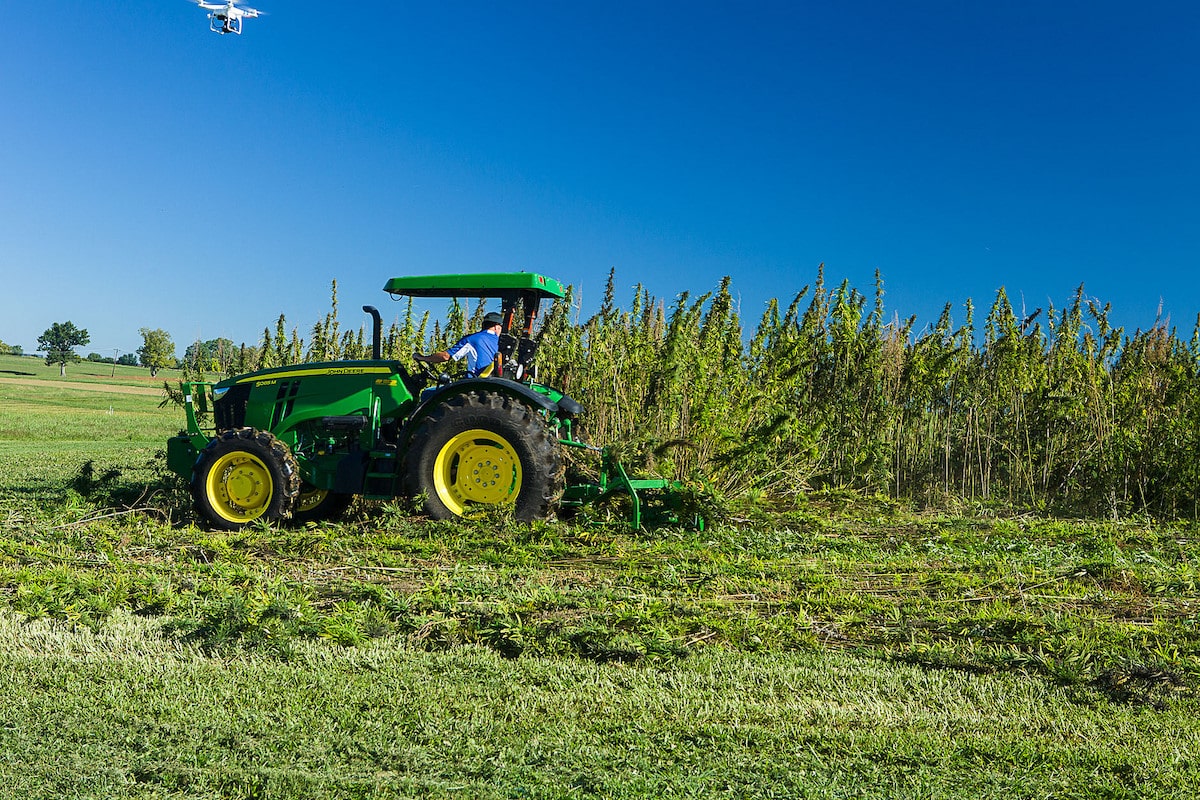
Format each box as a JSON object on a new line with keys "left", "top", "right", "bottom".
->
{"left": 0, "top": 389, "right": 176, "bottom": 442}
{"left": 1, "top": 364, "right": 1199, "bottom": 797}
{"left": 2, "top": 613, "right": 1197, "bottom": 800}
{"left": 0, "top": 351, "right": 185, "bottom": 386}
{"left": 0, "top": 353, "right": 180, "bottom": 442}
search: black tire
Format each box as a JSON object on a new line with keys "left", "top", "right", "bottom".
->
{"left": 191, "top": 428, "right": 301, "bottom": 531}
{"left": 290, "top": 483, "right": 354, "bottom": 525}
{"left": 403, "top": 391, "right": 563, "bottom": 522}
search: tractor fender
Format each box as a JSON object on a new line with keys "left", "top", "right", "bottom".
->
{"left": 400, "top": 378, "right": 557, "bottom": 441}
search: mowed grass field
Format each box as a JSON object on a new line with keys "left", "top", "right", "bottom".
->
{"left": 1, "top": 353, "right": 1198, "bottom": 798}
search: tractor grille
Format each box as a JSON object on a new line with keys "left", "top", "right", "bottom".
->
{"left": 213, "top": 383, "right": 251, "bottom": 430}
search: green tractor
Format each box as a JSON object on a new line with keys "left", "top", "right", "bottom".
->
{"left": 166, "top": 272, "right": 694, "bottom": 530}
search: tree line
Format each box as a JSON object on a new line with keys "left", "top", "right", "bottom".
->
{"left": 16, "top": 322, "right": 239, "bottom": 378}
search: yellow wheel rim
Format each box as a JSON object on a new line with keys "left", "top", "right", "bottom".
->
{"left": 432, "top": 428, "right": 522, "bottom": 516}
{"left": 296, "top": 487, "right": 329, "bottom": 514}
{"left": 206, "top": 450, "right": 274, "bottom": 523}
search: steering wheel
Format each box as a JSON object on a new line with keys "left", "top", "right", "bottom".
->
{"left": 411, "top": 353, "right": 438, "bottom": 383}
{"left": 412, "top": 353, "right": 454, "bottom": 387}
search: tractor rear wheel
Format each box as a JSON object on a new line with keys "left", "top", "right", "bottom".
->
{"left": 191, "top": 428, "right": 301, "bottom": 531}
{"left": 404, "top": 391, "right": 563, "bottom": 521}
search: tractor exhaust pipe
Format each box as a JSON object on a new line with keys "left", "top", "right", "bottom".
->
{"left": 362, "top": 305, "right": 382, "bottom": 360}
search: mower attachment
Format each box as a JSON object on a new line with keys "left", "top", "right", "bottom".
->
{"left": 559, "top": 443, "right": 703, "bottom": 530}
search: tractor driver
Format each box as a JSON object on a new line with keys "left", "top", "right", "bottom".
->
{"left": 413, "top": 312, "right": 504, "bottom": 378}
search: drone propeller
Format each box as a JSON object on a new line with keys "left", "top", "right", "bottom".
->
{"left": 185, "top": 0, "right": 265, "bottom": 16}
{"left": 187, "top": 0, "right": 267, "bottom": 34}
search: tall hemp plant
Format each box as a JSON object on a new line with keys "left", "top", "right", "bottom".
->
{"left": 248, "top": 269, "right": 1200, "bottom": 518}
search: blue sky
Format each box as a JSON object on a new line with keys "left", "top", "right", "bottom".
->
{"left": 1, "top": 1, "right": 1197, "bottom": 357}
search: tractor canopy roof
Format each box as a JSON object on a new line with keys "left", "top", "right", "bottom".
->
{"left": 383, "top": 272, "right": 566, "bottom": 300}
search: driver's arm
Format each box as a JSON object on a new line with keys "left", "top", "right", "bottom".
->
{"left": 413, "top": 350, "right": 450, "bottom": 364}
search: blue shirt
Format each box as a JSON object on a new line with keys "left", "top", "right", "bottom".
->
{"left": 446, "top": 329, "right": 500, "bottom": 377}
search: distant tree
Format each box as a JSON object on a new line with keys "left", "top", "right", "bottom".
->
{"left": 116, "top": 353, "right": 138, "bottom": 366}
{"left": 86, "top": 352, "right": 114, "bottom": 363}
{"left": 137, "top": 328, "right": 176, "bottom": 377}
{"left": 207, "top": 337, "right": 236, "bottom": 373}
{"left": 182, "top": 340, "right": 206, "bottom": 373}
{"left": 0, "top": 338, "right": 19, "bottom": 355}
{"left": 183, "top": 337, "right": 237, "bottom": 375}
{"left": 37, "top": 321, "right": 90, "bottom": 376}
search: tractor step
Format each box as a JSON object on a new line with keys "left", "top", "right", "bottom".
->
{"left": 363, "top": 449, "right": 400, "bottom": 499}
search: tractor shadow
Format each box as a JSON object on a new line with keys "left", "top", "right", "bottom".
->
{"left": 0, "top": 370, "right": 36, "bottom": 376}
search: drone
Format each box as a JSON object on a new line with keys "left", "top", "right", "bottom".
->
{"left": 190, "top": 1, "right": 263, "bottom": 35}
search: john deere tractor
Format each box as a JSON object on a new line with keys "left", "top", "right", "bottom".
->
{"left": 167, "top": 272, "right": 693, "bottom": 530}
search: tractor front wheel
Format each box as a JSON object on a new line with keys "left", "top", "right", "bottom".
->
{"left": 404, "top": 391, "right": 563, "bottom": 521}
{"left": 191, "top": 428, "right": 301, "bottom": 531}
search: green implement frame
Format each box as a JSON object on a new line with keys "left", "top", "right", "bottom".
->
{"left": 557, "top": 441, "right": 703, "bottom": 530}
